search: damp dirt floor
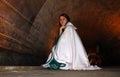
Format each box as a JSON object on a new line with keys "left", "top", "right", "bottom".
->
{"left": 0, "top": 66, "right": 120, "bottom": 77}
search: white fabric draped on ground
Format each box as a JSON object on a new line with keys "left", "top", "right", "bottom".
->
{"left": 42, "top": 22, "right": 101, "bottom": 70}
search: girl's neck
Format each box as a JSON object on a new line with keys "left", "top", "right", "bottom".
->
{"left": 61, "top": 25, "right": 65, "bottom": 28}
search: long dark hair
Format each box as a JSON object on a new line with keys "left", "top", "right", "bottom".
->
{"left": 59, "top": 13, "right": 71, "bottom": 26}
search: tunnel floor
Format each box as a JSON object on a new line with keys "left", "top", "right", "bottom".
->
{"left": 0, "top": 66, "right": 119, "bottom": 77}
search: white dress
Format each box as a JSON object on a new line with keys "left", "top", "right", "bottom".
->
{"left": 42, "top": 22, "right": 101, "bottom": 70}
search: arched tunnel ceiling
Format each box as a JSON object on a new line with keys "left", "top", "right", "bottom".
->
{"left": 0, "top": 0, "right": 120, "bottom": 65}
{"left": 0, "top": 0, "right": 47, "bottom": 53}
{"left": 5, "top": 0, "right": 47, "bottom": 22}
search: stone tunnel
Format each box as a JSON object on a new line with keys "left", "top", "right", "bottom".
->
{"left": 0, "top": 0, "right": 120, "bottom": 66}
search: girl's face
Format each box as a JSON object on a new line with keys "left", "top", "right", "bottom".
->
{"left": 59, "top": 16, "right": 67, "bottom": 26}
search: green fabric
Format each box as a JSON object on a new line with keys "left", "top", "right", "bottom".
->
{"left": 45, "top": 29, "right": 66, "bottom": 70}
{"left": 45, "top": 57, "right": 66, "bottom": 70}
{"left": 54, "top": 28, "right": 65, "bottom": 45}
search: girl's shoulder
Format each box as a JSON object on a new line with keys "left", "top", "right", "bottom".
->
{"left": 66, "top": 22, "right": 77, "bottom": 30}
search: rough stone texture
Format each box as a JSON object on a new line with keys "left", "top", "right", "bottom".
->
{"left": 0, "top": 0, "right": 47, "bottom": 65}
{"left": 0, "top": 48, "right": 45, "bottom": 65}
{"left": 0, "top": 0, "right": 120, "bottom": 65}
{"left": 0, "top": 66, "right": 120, "bottom": 77}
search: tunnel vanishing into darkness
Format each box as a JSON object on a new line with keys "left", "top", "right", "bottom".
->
{"left": 0, "top": 0, "right": 120, "bottom": 66}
